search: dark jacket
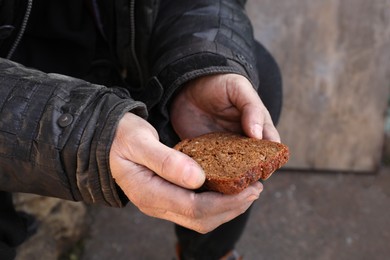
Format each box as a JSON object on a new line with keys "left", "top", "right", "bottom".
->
{"left": 0, "top": 0, "right": 259, "bottom": 207}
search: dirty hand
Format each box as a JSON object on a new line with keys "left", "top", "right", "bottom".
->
{"left": 170, "top": 73, "right": 280, "bottom": 142}
{"left": 109, "top": 113, "right": 262, "bottom": 233}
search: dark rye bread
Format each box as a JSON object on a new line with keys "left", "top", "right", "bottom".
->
{"left": 174, "top": 132, "right": 289, "bottom": 194}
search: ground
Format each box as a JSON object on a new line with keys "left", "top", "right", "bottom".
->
{"left": 79, "top": 167, "right": 390, "bottom": 260}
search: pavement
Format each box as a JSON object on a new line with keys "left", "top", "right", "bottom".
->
{"left": 80, "top": 167, "right": 390, "bottom": 260}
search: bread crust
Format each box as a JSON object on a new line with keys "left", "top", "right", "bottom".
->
{"left": 174, "top": 132, "right": 289, "bottom": 194}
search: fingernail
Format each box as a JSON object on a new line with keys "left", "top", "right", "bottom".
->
{"left": 250, "top": 182, "right": 263, "bottom": 200}
{"left": 252, "top": 124, "right": 263, "bottom": 139}
{"left": 255, "top": 181, "right": 264, "bottom": 192}
{"left": 183, "top": 164, "right": 205, "bottom": 188}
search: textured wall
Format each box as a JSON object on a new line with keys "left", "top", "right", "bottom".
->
{"left": 247, "top": 0, "right": 390, "bottom": 171}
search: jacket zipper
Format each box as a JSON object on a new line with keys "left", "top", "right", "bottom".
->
{"left": 7, "top": 0, "right": 33, "bottom": 59}
{"left": 129, "top": 0, "right": 144, "bottom": 86}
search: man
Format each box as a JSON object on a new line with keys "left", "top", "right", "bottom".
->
{"left": 0, "top": 0, "right": 282, "bottom": 259}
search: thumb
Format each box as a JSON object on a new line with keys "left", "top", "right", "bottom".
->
{"left": 112, "top": 113, "right": 205, "bottom": 189}
{"left": 130, "top": 135, "right": 206, "bottom": 189}
{"left": 227, "top": 76, "right": 280, "bottom": 142}
{"left": 139, "top": 140, "right": 205, "bottom": 189}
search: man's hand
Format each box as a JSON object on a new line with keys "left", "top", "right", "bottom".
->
{"left": 109, "top": 113, "right": 262, "bottom": 234}
{"left": 170, "top": 74, "right": 280, "bottom": 142}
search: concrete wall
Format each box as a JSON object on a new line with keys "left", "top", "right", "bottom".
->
{"left": 247, "top": 0, "right": 390, "bottom": 171}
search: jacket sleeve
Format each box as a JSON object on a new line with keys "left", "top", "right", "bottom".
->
{"left": 0, "top": 58, "right": 148, "bottom": 207}
{"left": 148, "top": 0, "right": 259, "bottom": 146}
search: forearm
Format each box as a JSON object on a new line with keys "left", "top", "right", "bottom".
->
{"left": 0, "top": 58, "right": 147, "bottom": 207}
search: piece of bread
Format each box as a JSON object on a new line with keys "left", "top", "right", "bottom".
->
{"left": 174, "top": 132, "right": 289, "bottom": 194}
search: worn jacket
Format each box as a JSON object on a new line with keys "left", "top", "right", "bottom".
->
{"left": 0, "top": 0, "right": 259, "bottom": 207}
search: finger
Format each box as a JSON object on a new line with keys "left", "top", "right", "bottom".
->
{"left": 227, "top": 76, "right": 280, "bottom": 141}
{"left": 262, "top": 116, "right": 281, "bottom": 142}
{"left": 177, "top": 182, "right": 263, "bottom": 233}
{"left": 130, "top": 135, "right": 206, "bottom": 189}
{"left": 114, "top": 148, "right": 263, "bottom": 233}
{"left": 249, "top": 109, "right": 280, "bottom": 142}
{"left": 141, "top": 178, "right": 263, "bottom": 233}
{"left": 113, "top": 113, "right": 205, "bottom": 189}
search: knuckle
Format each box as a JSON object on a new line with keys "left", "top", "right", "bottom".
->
{"left": 182, "top": 198, "right": 220, "bottom": 234}
{"left": 132, "top": 195, "right": 146, "bottom": 210}
{"left": 160, "top": 152, "right": 177, "bottom": 176}
{"left": 184, "top": 207, "right": 198, "bottom": 220}
{"left": 191, "top": 219, "right": 214, "bottom": 234}
{"left": 238, "top": 206, "right": 248, "bottom": 216}
{"left": 238, "top": 202, "right": 252, "bottom": 215}
{"left": 183, "top": 202, "right": 204, "bottom": 220}
{"left": 196, "top": 225, "right": 213, "bottom": 234}
{"left": 182, "top": 194, "right": 209, "bottom": 220}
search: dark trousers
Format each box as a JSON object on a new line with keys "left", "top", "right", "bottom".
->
{"left": 0, "top": 192, "right": 29, "bottom": 260}
{"left": 175, "top": 41, "right": 283, "bottom": 260}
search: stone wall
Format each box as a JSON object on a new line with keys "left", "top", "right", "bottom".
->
{"left": 247, "top": 0, "right": 390, "bottom": 171}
